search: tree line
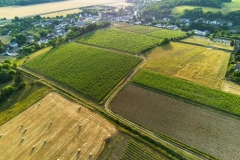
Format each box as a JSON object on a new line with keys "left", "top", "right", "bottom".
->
{"left": 0, "top": 60, "right": 26, "bottom": 103}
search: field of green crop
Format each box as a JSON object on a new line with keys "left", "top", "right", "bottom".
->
{"left": 77, "top": 28, "right": 162, "bottom": 54}
{"left": 147, "top": 29, "right": 187, "bottom": 39}
{"left": 133, "top": 69, "right": 240, "bottom": 116}
{"left": 120, "top": 140, "right": 163, "bottom": 160}
{"left": 24, "top": 42, "right": 141, "bottom": 102}
{"left": 172, "top": 0, "right": 240, "bottom": 15}
{"left": 118, "top": 25, "right": 161, "bottom": 34}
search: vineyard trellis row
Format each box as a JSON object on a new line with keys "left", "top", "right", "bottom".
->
{"left": 78, "top": 28, "right": 162, "bottom": 54}
{"left": 25, "top": 43, "right": 141, "bottom": 102}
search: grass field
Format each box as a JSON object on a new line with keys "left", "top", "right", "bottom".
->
{"left": 133, "top": 69, "right": 240, "bottom": 116}
{"left": 0, "top": 93, "right": 116, "bottom": 159}
{"left": 147, "top": 30, "right": 187, "bottom": 39}
{"left": 0, "top": 35, "right": 11, "bottom": 44}
{"left": 143, "top": 42, "right": 230, "bottom": 89}
{"left": 172, "top": 0, "right": 240, "bottom": 15}
{"left": 181, "top": 36, "right": 233, "bottom": 50}
{"left": 0, "top": 84, "right": 51, "bottom": 126}
{"left": 110, "top": 84, "right": 240, "bottom": 160}
{"left": 77, "top": 28, "right": 162, "bottom": 54}
{"left": 24, "top": 42, "right": 141, "bottom": 102}
{"left": 117, "top": 25, "right": 161, "bottom": 34}
{"left": 15, "top": 47, "right": 52, "bottom": 66}
{"left": 0, "top": 56, "right": 15, "bottom": 63}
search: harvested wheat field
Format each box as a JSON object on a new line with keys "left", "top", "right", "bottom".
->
{"left": 143, "top": 42, "right": 230, "bottom": 89}
{"left": 110, "top": 85, "right": 240, "bottom": 160}
{"left": 0, "top": 92, "right": 116, "bottom": 160}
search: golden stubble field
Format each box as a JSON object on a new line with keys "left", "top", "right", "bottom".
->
{"left": 144, "top": 42, "right": 230, "bottom": 89}
{"left": 0, "top": 0, "right": 126, "bottom": 19}
{"left": 0, "top": 93, "right": 116, "bottom": 160}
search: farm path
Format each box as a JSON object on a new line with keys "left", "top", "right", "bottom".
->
{"left": 19, "top": 56, "right": 205, "bottom": 159}
{"left": 104, "top": 57, "right": 209, "bottom": 160}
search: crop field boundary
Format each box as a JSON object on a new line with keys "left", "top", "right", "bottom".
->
{"left": 178, "top": 41, "right": 233, "bottom": 52}
{"left": 19, "top": 53, "right": 142, "bottom": 105}
{"left": 17, "top": 59, "right": 210, "bottom": 160}
{"left": 131, "top": 82, "right": 240, "bottom": 121}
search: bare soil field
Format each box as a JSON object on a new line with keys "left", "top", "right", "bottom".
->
{"left": 222, "top": 80, "right": 240, "bottom": 96}
{"left": 0, "top": 92, "right": 116, "bottom": 160}
{"left": 0, "top": 0, "right": 126, "bottom": 19}
{"left": 110, "top": 84, "right": 240, "bottom": 160}
{"left": 143, "top": 42, "right": 230, "bottom": 89}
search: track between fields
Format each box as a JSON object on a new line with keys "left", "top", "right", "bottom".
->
{"left": 19, "top": 55, "right": 208, "bottom": 160}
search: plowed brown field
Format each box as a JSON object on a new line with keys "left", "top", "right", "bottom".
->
{"left": 0, "top": 93, "right": 116, "bottom": 160}
{"left": 110, "top": 85, "right": 240, "bottom": 160}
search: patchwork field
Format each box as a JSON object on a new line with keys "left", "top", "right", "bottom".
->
{"left": 0, "top": 93, "right": 116, "bottom": 160}
{"left": 147, "top": 30, "right": 187, "bottom": 39}
{"left": 133, "top": 69, "right": 240, "bottom": 116}
{"left": 117, "top": 25, "right": 161, "bottom": 34}
{"left": 77, "top": 28, "right": 162, "bottom": 54}
{"left": 172, "top": 0, "right": 240, "bottom": 15}
{"left": 110, "top": 84, "right": 240, "bottom": 160}
{"left": 181, "top": 36, "right": 233, "bottom": 50}
{"left": 143, "top": 42, "right": 230, "bottom": 88}
{"left": 24, "top": 43, "right": 141, "bottom": 102}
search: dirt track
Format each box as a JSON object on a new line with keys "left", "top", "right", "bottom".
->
{"left": 0, "top": 93, "right": 116, "bottom": 160}
{"left": 110, "top": 84, "right": 240, "bottom": 160}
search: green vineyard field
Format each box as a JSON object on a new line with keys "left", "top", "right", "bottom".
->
{"left": 118, "top": 25, "right": 161, "bottom": 34}
{"left": 147, "top": 29, "right": 187, "bottom": 39}
{"left": 120, "top": 140, "right": 163, "bottom": 160}
{"left": 133, "top": 69, "right": 240, "bottom": 116}
{"left": 77, "top": 28, "right": 162, "bottom": 54}
{"left": 24, "top": 43, "right": 141, "bottom": 102}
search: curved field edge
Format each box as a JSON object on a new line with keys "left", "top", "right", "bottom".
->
{"left": 77, "top": 28, "right": 162, "bottom": 54}
{"left": 0, "top": 86, "right": 51, "bottom": 126}
{"left": 14, "top": 69, "right": 205, "bottom": 160}
{"left": 24, "top": 43, "right": 142, "bottom": 103}
{"left": 133, "top": 69, "right": 240, "bottom": 117}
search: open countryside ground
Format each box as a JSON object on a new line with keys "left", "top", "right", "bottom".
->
{"left": 0, "top": 0, "right": 126, "bottom": 19}
{"left": 99, "top": 132, "right": 169, "bottom": 160}
{"left": 172, "top": 0, "right": 240, "bottom": 15}
{"left": 24, "top": 42, "right": 141, "bottom": 102}
{"left": 0, "top": 35, "right": 11, "bottom": 44}
{"left": 77, "top": 28, "right": 162, "bottom": 54}
{"left": 181, "top": 36, "right": 233, "bottom": 50}
{"left": 110, "top": 84, "right": 240, "bottom": 160}
{"left": 147, "top": 29, "right": 187, "bottom": 39}
{"left": 133, "top": 69, "right": 240, "bottom": 116}
{"left": 41, "top": 9, "right": 81, "bottom": 18}
{"left": 0, "top": 92, "right": 116, "bottom": 160}
{"left": 116, "top": 25, "right": 161, "bottom": 34}
{"left": 222, "top": 80, "right": 240, "bottom": 96}
{"left": 143, "top": 42, "right": 230, "bottom": 89}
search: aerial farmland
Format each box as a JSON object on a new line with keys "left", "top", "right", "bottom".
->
{"left": 0, "top": 93, "right": 116, "bottom": 160}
